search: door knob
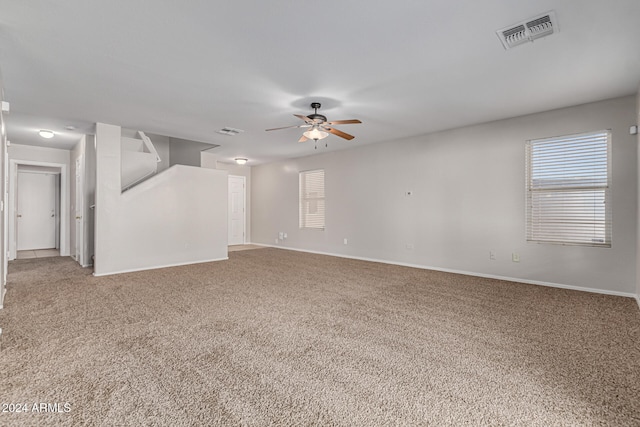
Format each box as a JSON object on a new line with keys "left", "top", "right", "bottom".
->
{"left": 17, "top": 214, "right": 22, "bottom": 218}
{"left": 76, "top": 216, "right": 82, "bottom": 220}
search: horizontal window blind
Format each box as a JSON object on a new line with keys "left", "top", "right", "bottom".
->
{"left": 299, "top": 169, "right": 325, "bottom": 230}
{"left": 526, "top": 130, "right": 611, "bottom": 247}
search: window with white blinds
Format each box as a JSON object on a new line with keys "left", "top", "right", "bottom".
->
{"left": 525, "top": 130, "right": 611, "bottom": 247}
{"left": 299, "top": 169, "right": 325, "bottom": 230}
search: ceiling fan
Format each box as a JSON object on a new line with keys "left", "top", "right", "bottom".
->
{"left": 266, "top": 102, "right": 362, "bottom": 146}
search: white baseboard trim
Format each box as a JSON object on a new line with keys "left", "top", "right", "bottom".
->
{"left": 92, "top": 257, "right": 229, "bottom": 277}
{"left": 255, "top": 243, "right": 636, "bottom": 299}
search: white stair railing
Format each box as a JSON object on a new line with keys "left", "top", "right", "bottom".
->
{"left": 121, "top": 131, "right": 161, "bottom": 191}
{"left": 138, "top": 131, "right": 161, "bottom": 163}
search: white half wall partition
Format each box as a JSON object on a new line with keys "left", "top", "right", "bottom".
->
{"left": 94, "top": 123, "right": 228, "bottom": 276}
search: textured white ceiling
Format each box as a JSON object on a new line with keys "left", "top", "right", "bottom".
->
{"left": 1, "top": 0, "right": 639, "bottom": 164}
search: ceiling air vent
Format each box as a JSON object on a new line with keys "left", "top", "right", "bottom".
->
{"left": 497, "top": 11, "right": 558, "bottom": 50}
{"left": 216, "top": 127, "right": 244, "bottom": 136}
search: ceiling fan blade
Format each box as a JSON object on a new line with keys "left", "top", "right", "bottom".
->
{"left": 298, "top": 135, "right": 308, "bottom": 143}
{"left": 266, "top": 123, "right": 313, "bottom": 131}
{"left": 327, "top": 119, "right": 362, "bottom": 125}
{"left": 326, "top": 127, "right": 355, "bottom": 140}
{"left": 266, "top": 125, "right": 302, "bottom": 131}
{"left": 294, "top": 114, "right": 314, "bottom": 124}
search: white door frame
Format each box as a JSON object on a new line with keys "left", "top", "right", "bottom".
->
{"left": 228, "top": 175, "right": 246, "bottom": 246}
{"left": 1, "top": 126, "right": 7, "bottom": 307}
{"left": 74, "top": 155, "right": 85, "bottom": 266}
{"left": 9, "top": 159, "right": 68, "bottom": 259}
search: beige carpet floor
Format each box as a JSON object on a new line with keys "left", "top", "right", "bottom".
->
{"left": 0, "top": 248, "right": 639, "bottom": 426}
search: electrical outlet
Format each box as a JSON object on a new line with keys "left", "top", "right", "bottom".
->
{"left": 275, "top": 238, "right": 279, "bottom": 244}
{"left": 512, "top": 253, "right": 520, "bottom": 263}
{"left": 283, "top": 233, "right": 287, "bottom": 239}
{"left": 489, "top": 251, "right": 496, "bottom": 260}
{"left": 343, "top": 238, "right": 348, "bottom": 245}
{"left": 278, "top": 232, "right": 284, "bottom": 240}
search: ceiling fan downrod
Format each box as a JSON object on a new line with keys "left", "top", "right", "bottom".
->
{"left": 307, "top": 102, "right": 327, "bottom": 123}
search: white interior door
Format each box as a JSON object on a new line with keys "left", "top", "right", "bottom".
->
{"left": 17, "top": 171, "right": 57, "bottom": 250}
{"left": 228, "top": 175, "right": 245, "bottom": 246}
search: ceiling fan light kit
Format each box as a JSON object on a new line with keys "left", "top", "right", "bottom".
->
{"left": 266, "top": 102, "right": 362, "bottom": 147}
{"left": 303, "top": 128, "right": 329, "bottom": 141}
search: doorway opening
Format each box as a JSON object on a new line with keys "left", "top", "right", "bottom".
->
{"left": 9, "top": 160, "right": 69, "bottom": 260}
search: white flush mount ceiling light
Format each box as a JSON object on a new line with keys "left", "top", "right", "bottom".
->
{"left": 235, "top": 158, "right": 248, "bottom": 165}
{"left": 38, "top": 129, "right": 55, "bottom": 139}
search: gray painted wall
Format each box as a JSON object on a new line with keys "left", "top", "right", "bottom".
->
{"left": 169, "top": 138, "right": 216, "bottom": 167}
{"left": 252, "top": 96, "right": 637, "bottom": 295}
